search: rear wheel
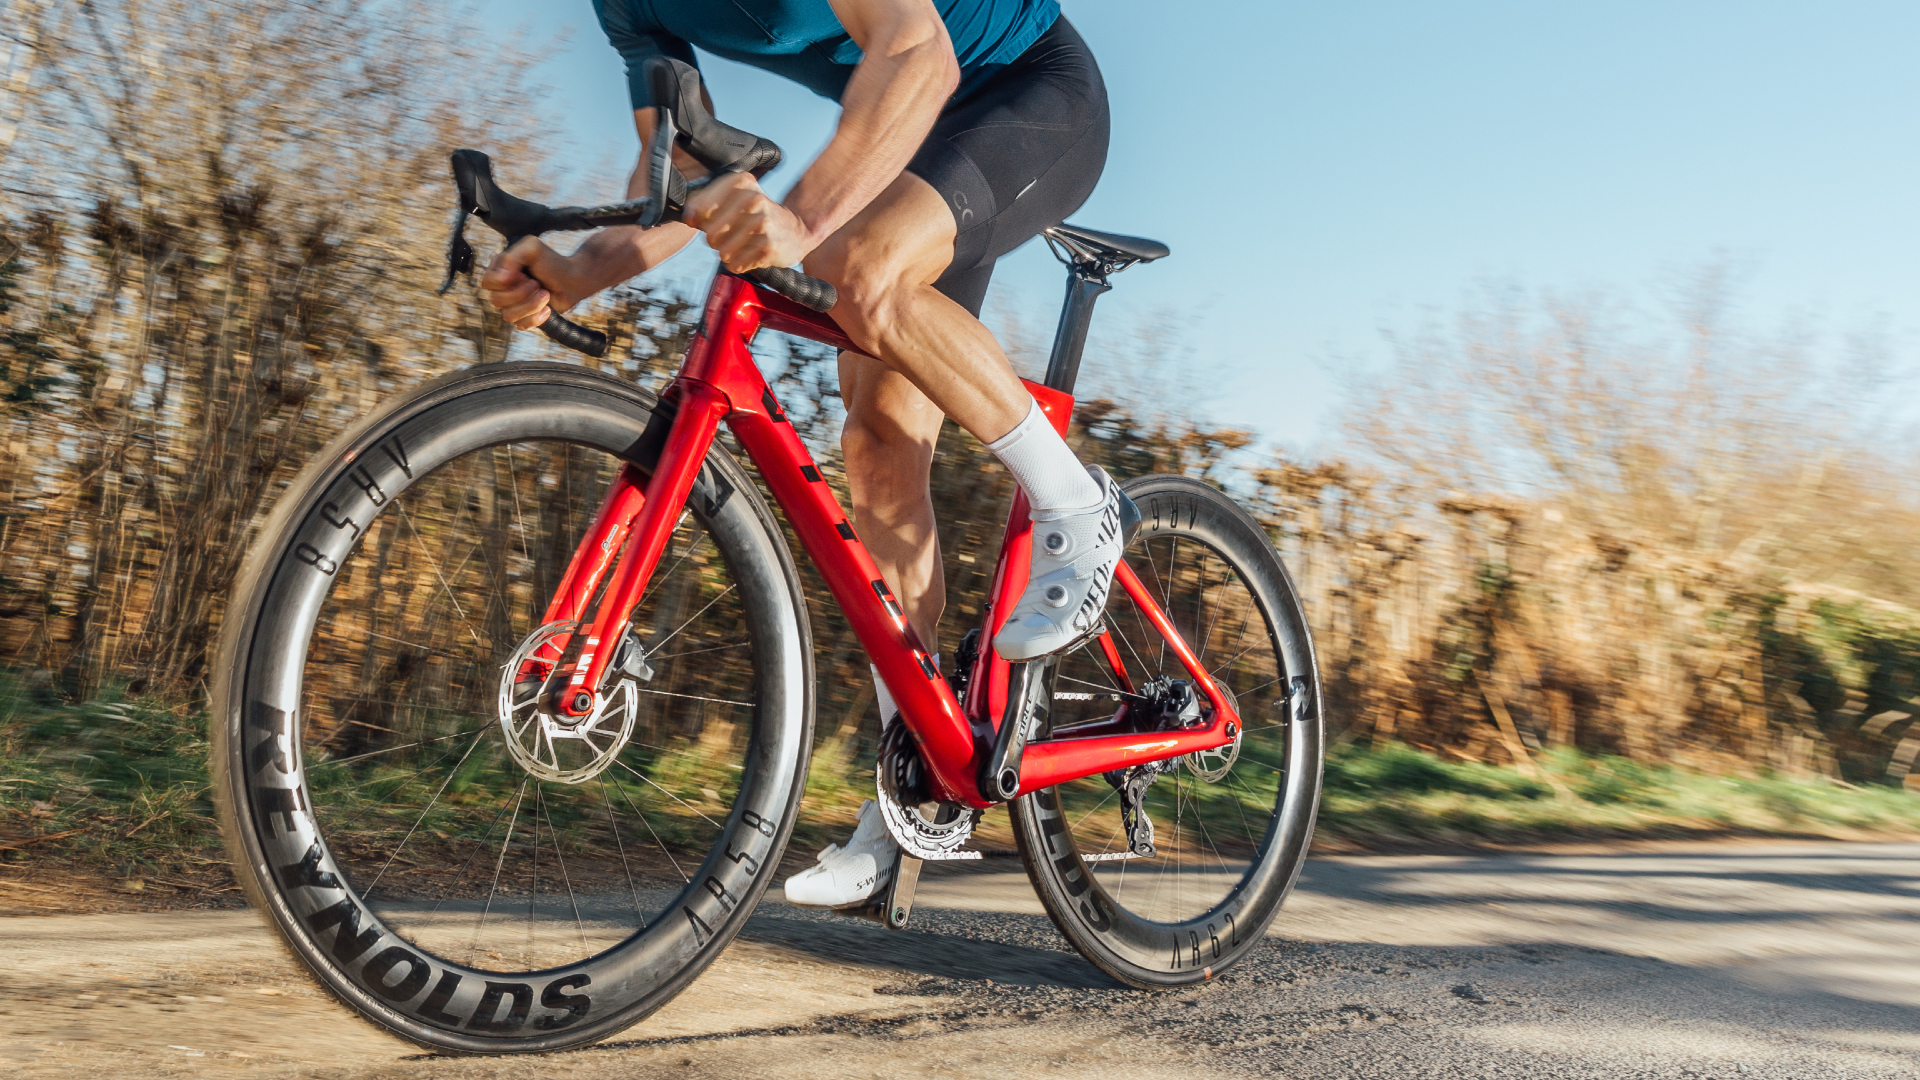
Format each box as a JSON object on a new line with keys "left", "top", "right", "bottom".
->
{"left": 212, "top": 363, "right": 813, "bottom": 1052}
{"left": 1010, "top": 475, "right": 1322, "bottom": 987}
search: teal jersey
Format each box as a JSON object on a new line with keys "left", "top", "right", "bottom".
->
{"left": 592, "top": 0, "right": 1061, "bottom": 106}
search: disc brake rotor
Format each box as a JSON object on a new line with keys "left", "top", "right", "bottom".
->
{"left": 497, "top": 620, "right": 639, "bottom": 784}
{"left": 1187, "top": 680, "right": 1242, "bottom": 782}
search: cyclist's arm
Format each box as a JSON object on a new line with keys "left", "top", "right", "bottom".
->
{"left": 683, "top": 0, "right": 958, "bottom": 270}
{"left": 482, "top": 108, "right": 700, "bottom": 330}
{"left": 788, "top": 0, "right": 959, "bottom": 246}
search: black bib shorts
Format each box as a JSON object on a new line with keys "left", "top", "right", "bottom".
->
{"left": 907, "top": 16, "right": 1110, "bottom": 317}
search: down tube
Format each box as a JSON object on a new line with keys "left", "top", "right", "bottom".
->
{"left": 725, "top": 407, "right": 987, "bottom": 807}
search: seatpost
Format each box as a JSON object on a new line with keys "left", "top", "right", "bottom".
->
{"left": 1042, "top": 265, "right": 1111, "bottom": 395}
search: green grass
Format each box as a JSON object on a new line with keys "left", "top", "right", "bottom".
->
{"left": 1315, "top": 741, "right": 1920, "bottom": 847}
{"left": 0, "top": 675, "right": 224, "bottom": 877}
{"left": 7, "top": 672, "right": 1919, "bottom": 887}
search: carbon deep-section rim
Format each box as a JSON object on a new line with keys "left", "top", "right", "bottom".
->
{"left": 211, "top": 363, "right": 813, "bottom": 1052}
{"left": 1010, "top": 475, "right": 1323, "bottom": 988}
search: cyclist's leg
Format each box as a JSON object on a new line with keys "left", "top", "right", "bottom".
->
{"left": 785, "top": 268, "right": 966, "bottom": 910}
{"left": 838, "top": 351, "right": 946, "bottom": 651}
{"left": 787, "top": 20, "right": 1114, "bottom": 904}
{"left": 806, "top": 15, "right": 1114, "bottom": 661}
{"left": 805, "top": 173, "right": 1038, "bottom": 451}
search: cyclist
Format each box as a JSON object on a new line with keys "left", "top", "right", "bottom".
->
{"left": 481, "top": 0, "right": 1122, "bottom": 910}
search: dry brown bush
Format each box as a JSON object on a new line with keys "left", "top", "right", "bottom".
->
{"left": 1255, "top": 278, "right": 1920, "bottom": 783}
{"left": 0, "top": 0, "right": 557, "bottom": 697}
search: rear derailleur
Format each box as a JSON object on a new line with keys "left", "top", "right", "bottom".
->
{"left": 1103, "top": 675, "right": 1212, "bottom": 858}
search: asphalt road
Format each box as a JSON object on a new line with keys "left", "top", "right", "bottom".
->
{"left": 2, "top": 841, "right": 1916, "bottom": 1079}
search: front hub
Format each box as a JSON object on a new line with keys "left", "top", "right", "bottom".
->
{"left": 499, "top": 621, "right": 639, "bottom": 784}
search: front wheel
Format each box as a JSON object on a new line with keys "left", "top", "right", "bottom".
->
{"left": 1010, "top": 475, "right": 1323, "bottom": 987}
{"left": 211, "top": 363, "right": 813, "bottom": 1053}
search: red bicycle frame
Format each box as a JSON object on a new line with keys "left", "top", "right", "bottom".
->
{"left": 535, "top": 273, "right": 1239, "bottom": 808}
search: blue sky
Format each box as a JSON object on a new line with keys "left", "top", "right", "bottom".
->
{"left": 483, "top": 1, "right": 1920, "bottom": 448}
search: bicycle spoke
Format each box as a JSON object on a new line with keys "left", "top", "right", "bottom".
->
{"left": 1158, "top": 538, "right": 1179, "bottom": 670}
{"left": 1055, "top": 671, "right": 1133, "bottom": 696}
{"left": 364, "top": 724, "right": 492, "bottom": 892}
{"left": 1225, "top": 770, "right": 1263, "bottom": 846}
{"left": 397, "top": 502, "right": 489, "bottom": 657}
{"left": 1197, "top": 556, "right": 1227, "bottom": 667}
{"left": 600, "top": 776, "right": 646, "bottom": 927}
{"left": 1186, "top": 777, "right": 1234, "bottom": 875}
{"left": 538, "top": 784, "right": 589, "bottom": 959}
{"left": 315, "top": 618, "right": 468, "bottom": 662}
{"left": 646, "top": 640, "right": 751, "bottom": 662}
{"left": 527, "top": 784, "right": 541, "bottom": 967}
{"left": 1107, "top": 610, "right": 1157, "bottom": 684}
{"left": 1235, "top": 674, "right": 1282, "bottom": 697}
{"left": 612, "top": 773, "right": 689, "bottom": 884}
{"left": 502, "top": 444, "right": 534, "bottom": 566}
{"left": 634, "top": 686, "right": 754, "bottom": 709}
{"left": 428, "top": 795, "right": 519, "bottom": 919}
{"left": 307, "top": 725, "right": 488, "bottom": 770}
{"left": 612, "top": 758, "right": 725, "bottom": 831}
{"left": 321, "top": 734, "right": 490, "bottom": 836}
{"left": 1063, "top": 638, "right": 1127, "bottom": 695}
{"left": 646, "top": 582, "right": 738, "bottom": 654}
{"left": 472, "top": 779, "right": 529, "bottom": 962}
{"left": 1208, "top": 602, "right": 1260, "bottom": 680}
{"left": 649, "top": 531, "right": 712, "bottom": 603}
{"left": 1071, "top": 785, "right": 1121, "bottom": 831}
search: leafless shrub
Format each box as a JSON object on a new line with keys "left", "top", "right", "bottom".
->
{"left": 1261, "top": 278, "right": 1920, "bottom": 780}
{"left": 0, "top": 0, "right": 554, "bottom": 695}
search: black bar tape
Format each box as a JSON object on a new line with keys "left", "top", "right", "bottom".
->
{"left": 538, "top": 311, "right": 609, "bottom": 358}
{"left": 744, "top": 267, "right": 837, "bottom": 313}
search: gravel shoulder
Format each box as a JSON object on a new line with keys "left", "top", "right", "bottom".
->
{"left": 2, "top": 840, "right": 1916, "bottom": 1079}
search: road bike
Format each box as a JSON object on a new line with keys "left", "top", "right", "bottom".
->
{"left": 211, "top": 57, "right": 1323, "bottom": 1054}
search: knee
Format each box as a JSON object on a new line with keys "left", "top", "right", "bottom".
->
{"left": 807, "top": 236, "right": 907, "bottom": 342}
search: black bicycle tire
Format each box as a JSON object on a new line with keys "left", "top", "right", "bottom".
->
{"left": 211, "top": 362, "right": 814, "bottom": 1053}
{"left": 1008, "top": 475, "right": 1323, "bottom": 988}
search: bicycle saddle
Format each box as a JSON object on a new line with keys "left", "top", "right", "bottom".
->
{"left": 1044, "top": 224, "right": 1170, "bottom": 272}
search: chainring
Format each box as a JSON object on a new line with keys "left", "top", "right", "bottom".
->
{"left": 875, "top": 720, "right": 980, "bottom": 861}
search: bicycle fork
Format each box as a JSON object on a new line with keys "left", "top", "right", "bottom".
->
{"left": 529, "top": 383, "right": 728, "bottom": 717}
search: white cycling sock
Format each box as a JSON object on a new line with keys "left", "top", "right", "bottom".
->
{"left": 986, "top": 400, "right": 1101, "bottom": 513}
{"left": 872, "top": 653, "right": 937, "bottom": 731}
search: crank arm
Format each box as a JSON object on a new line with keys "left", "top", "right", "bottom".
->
{"left": 850, "top": 849, "right": 923, "bottom": 931}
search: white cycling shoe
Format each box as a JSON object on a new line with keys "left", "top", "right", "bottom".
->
{"left": 993, "top": 465, "right": 1139, "bottom": 662}
{"left": 781, "top": 798, "right": 899, "bottom": 909}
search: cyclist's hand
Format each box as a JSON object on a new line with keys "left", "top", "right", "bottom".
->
{"left": 683, "top": 172, "right": 811, "bottom": 273}
{"left": 481, "top": 237, "right": 582, "bottom": 330}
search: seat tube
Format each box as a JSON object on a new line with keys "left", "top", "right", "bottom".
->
{"left": 555, "top": 380, "right": 729, "bottom": 715}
